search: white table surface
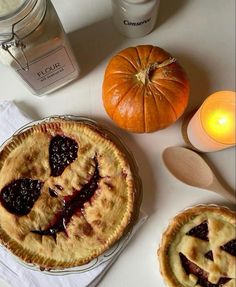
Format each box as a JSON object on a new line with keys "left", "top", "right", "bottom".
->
{"left": 0, "top": 0, "right": 235, "bottom": 286}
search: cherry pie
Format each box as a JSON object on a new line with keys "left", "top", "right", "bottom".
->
{"left": 0, "top": 118, "right": 140, "bottom": 269}
{"left": 158, "top": 205, "right": 236, "bottom": 287}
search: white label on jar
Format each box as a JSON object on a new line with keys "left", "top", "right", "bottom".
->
{"left": 17, "top": 47, "right": 76, "bottom": 91}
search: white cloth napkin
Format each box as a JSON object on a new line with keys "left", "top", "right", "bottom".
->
{"left": 0, "top": 101, "right": 32, "bottom": 145}
{"left": 0, "top": 101, "right": 147, "bottom": 287}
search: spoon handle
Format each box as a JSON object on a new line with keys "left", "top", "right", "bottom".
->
{"left": 210, "top": 178, "right": 236, "bottom": 204}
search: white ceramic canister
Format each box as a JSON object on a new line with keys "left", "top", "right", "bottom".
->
{"left": 111, "top": 0, "right": 160, "bottom": 38}
{"left": 0, "top": 0, "right": 80, "bottom": 96}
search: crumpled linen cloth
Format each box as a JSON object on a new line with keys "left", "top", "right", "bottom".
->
{"left": 0, "top": 101, "right": 32, "bottom": 145}
{"left": 0, "top": 100, "right": 147, "bottom": 287}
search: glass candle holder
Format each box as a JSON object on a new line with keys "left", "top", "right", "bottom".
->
{"left": 186, "top": 91, "right": 236, "bottom": 152}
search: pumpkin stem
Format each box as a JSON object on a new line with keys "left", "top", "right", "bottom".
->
{"left": 136, "top": 57, "right": 177, "bottom": 85}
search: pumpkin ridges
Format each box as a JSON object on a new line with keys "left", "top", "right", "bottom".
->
{"left": 120, "top": 46, "right": 145, "bottom": 70}
{"left": 104, "top": 54, "right": 138, "bottom": 76}
{"left": 134, "top": 46, "right": 142, "bottom": 69}
{"left": 150, "top": 85, "right": 178, "bottom": 119}
{"left": 151, "top": 62, "right": 188, "bottom": 85}
{"left": 148, "top": 46, "right": 171, "bottom": 67}
{"left": 144, "top": 86, "right": 161, "bottom": 132}
{"left": 146, "top": 45, "right": 155, "bottom": 66}
{"left": 103, "top": 74, "right": 134, "bottom": 95}
{"left": 103, "top": 85, "right": 134, "bottom": 119}
{"left": 129, "top": 85, "right": 145, "bottom": 132}
{"left": 148, "top": 84, "right": 177, "bottom": 129}
{"left": 112, "top": 85, "right": 145, "bottom": 132}
{"left": 142, "top": 87, "right": 147, "bottom": 132}
{"left": 110, "top": 85, "right": 137, "bottom": 119}
{"left": 136, "top": 45, "right": 155, "bottom": 69}
{"left": 104, "top": 71, "right": 133, "bottom": 76}
{"left": 150, "top": 83, "right": 187, "bottom": 120}
{"left": 154, "top": 78, "right": 189, "bottom": 109}
{"left": 117, "top": 54, "right": 139, "bottom": 72}
{"left": 135, "top": 46, "right": 148, "bottom": 70}
{"left": 152, "top": 77, "right": 187, "bottom": 87}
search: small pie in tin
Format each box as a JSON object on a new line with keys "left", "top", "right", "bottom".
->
{"left": 158, "top": 205, "right": 236, "bottom": 287}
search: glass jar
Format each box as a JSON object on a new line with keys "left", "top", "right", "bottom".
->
{"left": 111, "top": 0, "right": 160, "bottom": 38}
{"left": 0, "top": 0, "right": 80, "bottom": 96}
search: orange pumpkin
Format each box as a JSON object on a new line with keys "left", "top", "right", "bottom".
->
{"left": 102, "top": 45, "right": 190, "bottom": 133}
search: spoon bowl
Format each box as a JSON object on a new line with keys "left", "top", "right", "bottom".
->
{"left": 163, "top": 146, "right": 236, "bottom": 204}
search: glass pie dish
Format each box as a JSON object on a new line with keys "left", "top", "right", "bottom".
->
{"left": 0, "top": 115, "right": 143, "bottom": 274}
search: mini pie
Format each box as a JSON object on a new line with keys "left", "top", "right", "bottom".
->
{"left": 0, "top": 119, "right": 139, "bottom": 269}
{"left": 158, "top": 205, "right": 236, "bottom": 287}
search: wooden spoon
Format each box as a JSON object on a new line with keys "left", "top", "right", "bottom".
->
{"left": 163, "top": 146, "right": 236, "bottom": 204}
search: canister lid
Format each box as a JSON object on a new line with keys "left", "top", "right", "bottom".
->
{"left": 125, "top": 0, "right": 150, "bottom": 3}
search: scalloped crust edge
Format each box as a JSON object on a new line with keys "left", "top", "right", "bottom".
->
{"left": 157, "top": 204, "right": 236, "bottom": 287}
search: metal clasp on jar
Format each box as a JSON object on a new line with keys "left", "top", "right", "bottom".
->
{"left": 1, "top": 33, "right": 29, "bottom": 71}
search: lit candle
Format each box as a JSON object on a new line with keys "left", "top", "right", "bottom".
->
{"left": 186, "top": 91, "right": 236, "bottom": 152}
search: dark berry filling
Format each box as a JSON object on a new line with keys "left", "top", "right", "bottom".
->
{"left": 179, "top": 252, "right": 208, "bottom": 280}
{"left": 220, "top": 239, "right": 236, "bottom": 256}
{"left": 55, "top": 184, "right": 63, "bottom": 191}
{"left": 32, "top": 158, "right": 100, "bottom": 238}
{"left": 204, "top": 250, "right": 214, "bottom": 261}
{"left": 48, "top": 188, "right": 58, "bottom": 197}
{"left": 49, "top": 135, "right": 78, "bottom": 177}
{"left": 186, "top": 220, "right": 209, "bottom": 241}
{"left": 179, "top": 253, "right": 231, "bottom": 287}
{"left": 0, "top": 178, "right": 42, "bottom": 216}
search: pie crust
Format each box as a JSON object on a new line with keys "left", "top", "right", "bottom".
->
{"left": 158, "top": 205, "right": 236, "bottom": 287}
{"left": 0, "top": 118, "right": 140, "bottom": 269}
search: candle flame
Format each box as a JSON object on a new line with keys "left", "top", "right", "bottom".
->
{"left": 218, "top": 117, "right": 227, "bottom": 125}
{"left": 203, "top": 109, "right": 235, "bottom": 144}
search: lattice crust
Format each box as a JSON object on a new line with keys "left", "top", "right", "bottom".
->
{"left": 158, "top": 205, "right": 236, "bottom": 287}
{"left": 0, "top": 119, "right": 137, "bottom": 269}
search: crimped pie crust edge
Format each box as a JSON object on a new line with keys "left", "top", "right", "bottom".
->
{"left": 0, "top": 119, "right": 137, "bottom": 269}
{"left": 157, "top": 204, "right": 236, "bottom": 287}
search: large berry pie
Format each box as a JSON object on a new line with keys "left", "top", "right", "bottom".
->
{"left": 158, "top": 205, "right": 236, "bottom": 287}
{"left": 0, "top": 118, "right": 140, "bottom": 269}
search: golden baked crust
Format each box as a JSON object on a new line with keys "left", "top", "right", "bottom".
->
{"left": 158, "top": 205, "right": 236, "bottom": 287}
{"left": 0, "top": 119, "right": 138, "bottom": 269}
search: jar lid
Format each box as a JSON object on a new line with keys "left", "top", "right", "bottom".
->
{"left": 125, "top": 0, "right": 149, "bottom": 3}
{"left": 0, "top": 0, "right": 28, "bottom": 19}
